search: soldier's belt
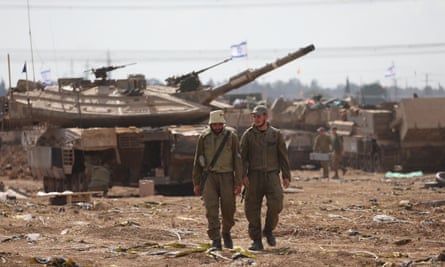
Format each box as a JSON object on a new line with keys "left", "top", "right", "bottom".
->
{"left": 248, "top": 169, "right": 279, "bottom": 174}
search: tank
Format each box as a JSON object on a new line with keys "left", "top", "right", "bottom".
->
{"left": 268, "top": 95, "right": 347, "bottom": 169}
{"left": 329, "top": 97, "right": 445, "bottom": 172}
{"left": 22, "top": 125, "right": 205, "bottom": 195}
{"left": 4, "top": 44, "right": 315, "bottom": 129}
{"left": 11, "top": 44, "right": 316, "bottom": 194}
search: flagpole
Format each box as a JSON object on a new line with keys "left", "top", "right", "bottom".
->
{"left": 7, "top": 54, "right": 12, "bottom": 91}
{"left": 27, "top": 0, "right": 36, "bottom": 82}
{"left": 25, "top": 61, "right": 29, "bottom": 91}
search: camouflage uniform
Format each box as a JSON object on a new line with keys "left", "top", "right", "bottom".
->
{"left": 192, "top": 126, "right": 242, "bottom": 242}
{"left": 240, "top": 123, "right": 291, "bottom": 242}
{"left": 313, "top": 133, "right": 331, "bottom": 178}
{"left": 330, "top": 133, "right": 344, "bottom": 178}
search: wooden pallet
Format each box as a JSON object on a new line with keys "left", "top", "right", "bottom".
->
{"left": 48, "top": 191, "right": 103, "bottom": 205}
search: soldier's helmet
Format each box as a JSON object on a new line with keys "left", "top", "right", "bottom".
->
{"left": 208, "top": 110, "right": 226, "bottom": 124}
{"left": 251, "top": 105, "right": 268, "bottom": 115}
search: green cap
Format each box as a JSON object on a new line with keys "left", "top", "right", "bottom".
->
{"left": 251, "top": 105, "right": 268, "bottom": 115}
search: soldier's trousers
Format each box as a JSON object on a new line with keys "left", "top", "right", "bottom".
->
{"left": 320, "top": 160, "right": 329, "bottom": 177}
{"left": 203, "top": 172, "right": 236, "bottom": 241}
{"left": 332, "top": 153, "right": 342, "bottom": 175}
{"left": 244, "top": 170, "right": 283, "bottom": 240}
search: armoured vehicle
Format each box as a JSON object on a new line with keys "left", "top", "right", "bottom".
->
{"left": 23, "top": 125, "right": 204, "bottom": 195}
{"left": 5, "top": 45, "right": 315, "bottom": 129}
{"left": 10, "top": 44, "right": 316, "bottom": 194}
{"left": 268, "top": 96, "right": 346, "bottom": 169}
{"left": 330, "top": 97, "right": 445, "bottom": 172}
{"left": 267, "top": 93, "right": 445, "bottom": 173}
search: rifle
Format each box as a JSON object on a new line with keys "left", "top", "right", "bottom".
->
{"left": 199, "top": 130, "right": 231, "bottom": 196}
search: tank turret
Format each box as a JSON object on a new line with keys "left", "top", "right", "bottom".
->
{"left": 5, "top": 44, "right": 315, "bottom": 129}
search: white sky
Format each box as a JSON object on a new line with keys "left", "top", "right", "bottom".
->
{"left": 1, "top": 0, "right": 445, "bottom": 90}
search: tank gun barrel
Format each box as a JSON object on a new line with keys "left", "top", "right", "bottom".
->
{"left": 195, "top": 57, "right": 232, "bottom": 75}
{"left": 165, "top": 58, "right": 232, "bottom": 88}
{"left": 90, "top": 63, "right": 136, "bottom": 80}
{"left": 201, "top": 44, "right": 315, "bottom": 105}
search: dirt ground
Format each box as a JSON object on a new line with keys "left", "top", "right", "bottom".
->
{"left": 1, "top": 144, "right": 445, "bottom": 267}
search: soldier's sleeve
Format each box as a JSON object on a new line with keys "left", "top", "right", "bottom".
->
{"left": 277, "top": 132, "right": 291, "bottom": 180}
{"left": 192, "top": 135, "right": 204, "bottom": 187}
{"left": 231, "top": 133, "right": 243, "bottom": 186}
{"left": 240, "top": 130, "right": 249, "bottom": 177}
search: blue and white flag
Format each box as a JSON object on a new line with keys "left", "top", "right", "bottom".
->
{"left": 230, "top": 41, "right": 248, "bottom": 59}
{"left": 384, "top": 63, "right": 395, "bottom": 78}
{"left": 22, "top": 62, "right": 27, "bottom": 73}
{"left": 40, "top": 68, "right": 51, "bottom": 85}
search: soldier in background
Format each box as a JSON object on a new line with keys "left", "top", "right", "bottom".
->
{"left": 192, "top": 110, "right": 242, "bottom": 250}
{"left": 313, "top": 127, "right": 331, "bottom": 178}
{"left": 330, "top": 126, "right": 345, "bottom": 179}
{"left": 240, "top": 105, "right": 291, "bottom": 251}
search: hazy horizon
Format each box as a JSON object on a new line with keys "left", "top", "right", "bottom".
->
{"left": 1, "top": 0, "right": 444, "bottom": 89}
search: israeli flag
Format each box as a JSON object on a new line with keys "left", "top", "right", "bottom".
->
{"left": 40, "top": 69, "right": 52, "bottom": 86}
{"left": 384, "top": 63, "right": 395, "bottom": 78}
{"left": 230, "top": 41, "right": 248, "bottom": 59}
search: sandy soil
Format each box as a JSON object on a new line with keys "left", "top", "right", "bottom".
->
{"left": 1, "top": 144, "right": 445, "bottom": 267}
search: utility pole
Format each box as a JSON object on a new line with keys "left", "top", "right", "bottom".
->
{"left": 423, "top": 73, "right": 430, "bottom": 88}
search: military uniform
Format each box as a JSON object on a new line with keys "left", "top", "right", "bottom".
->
{"left": 240, "top": 123, "right": 291, "bottom": 243}
{"left": 192, "top": 126, "right": 242, "bottom": 245}
{"left": 313, "top": 131, "right": 331, "bottom": 178}
{"left": 330, "top": 132, "right": 344, "bottom": 178}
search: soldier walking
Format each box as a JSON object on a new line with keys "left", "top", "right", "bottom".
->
{"left": 330, "top": 126, "right": 345, "bottom": 179}
{"left": 313, "top": 127, "right": 331, "bottom": 178}
{"left": 240, "top": 105, "right": 291, "bottom": 251}
{"left": 192, "top": 110, "right": 242, "bottom": 250}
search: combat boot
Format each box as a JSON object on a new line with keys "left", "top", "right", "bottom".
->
{"left": 222, "top": 232, "right": 233, "bottom": 249}
{"left": 211, "top": 239, "right": 222, "bottom": 251}
{"left": 263, "top": 230, "right": 276, "bottom": 246}
{"left": 248, "top": 239, "right": 264, "bottom": 251}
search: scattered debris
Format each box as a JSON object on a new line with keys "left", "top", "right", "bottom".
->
{"left": 394, "top": 239, "right": 412, "bottom": 246}
{"left": 417, "top": 200, "right": 445, "bottom": 208}
{"left": 114, "top": 220, "right": 140, "bottom": 227}
{"left": 29, "top": 257, "right": 80, "bottom": 267}
{"left": 436, "top": 172, "right": 445, "bottom": 186}
{"left": 384, "top": 171, "right": 423, "bottom": 178}
{"left": 372, "top": 215, "right": 408, "bottom": 223}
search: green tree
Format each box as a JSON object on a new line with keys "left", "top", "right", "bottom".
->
{"left": 358, "top": 83, "right": 388, "bottom": 105}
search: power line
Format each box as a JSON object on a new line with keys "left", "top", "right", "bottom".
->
{"left": 0, "top": 0, "right": 419, "bottom": 9}
{"left": 4, "top": 43, "right": 445, "bottom": 62}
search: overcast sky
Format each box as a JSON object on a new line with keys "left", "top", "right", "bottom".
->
{"left": 1, "top": 0, "right": 444, "bottom": 91}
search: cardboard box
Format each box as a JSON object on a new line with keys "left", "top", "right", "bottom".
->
{"left": 139, "top": 180, "right": 155, "bottom": 197}
{"left": 309, "top": 152, "right": 330, "bottom": 161}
